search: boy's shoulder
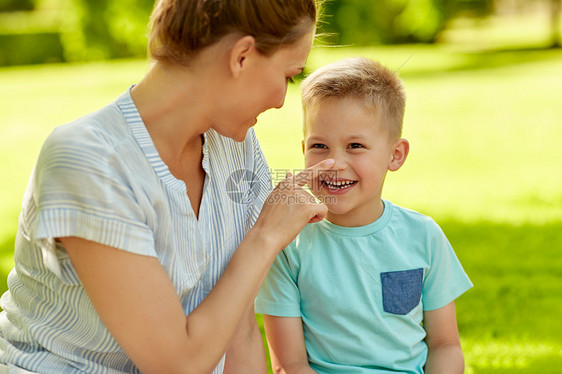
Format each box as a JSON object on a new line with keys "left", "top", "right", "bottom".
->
{"left": 289, "top": 221, "right": 326, "bottom": 248}
{"left": 386, "top": 200, "right": 441, "bottom": 231}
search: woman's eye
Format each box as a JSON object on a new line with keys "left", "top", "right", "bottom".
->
{"left": 348, "top": 143, "right": 364, "bottom": 149}
{"left": 310, "top": 143, "right": 327, "bottom": 149}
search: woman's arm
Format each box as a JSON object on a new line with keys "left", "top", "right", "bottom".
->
{"left": 62, "top": 236, "right": 215, "bottom": 373}
{"left": 423, "top": 301, "right": 465, "bottom": 374}
{"left": 62, "top": 159, "right": 334, "bottom": 374}
{"left": 62, "top": 232, "right": 276, "bottom": 373}
{"left": 263, "top": 315, "right": 316, "bottom": 374}
{"left": 223, "top": 304, "right": 267, "bottom": 373}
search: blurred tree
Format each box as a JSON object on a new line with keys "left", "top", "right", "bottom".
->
{"left": 65, "top": 0, "right": 153, "bottom": 60}
{"left": 320, "top": 0, "right": 493, "bottom": 45}
{"left": 0, "top": 0, "right": 37, "bottom": 12}
{"left": 550, "top": 0, "right": 561, "bottom": 47}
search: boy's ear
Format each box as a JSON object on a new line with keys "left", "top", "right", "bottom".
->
{"left": 301, "top": 140, "right": 305, "bottom": 154}
{"left": 229, "top": 35, "right": 256, "bottom": 79}
{"left": 388, "top": 138, "right": 409, "bottom": 172}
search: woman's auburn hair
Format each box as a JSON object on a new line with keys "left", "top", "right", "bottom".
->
{"left": 149, "top": 0, "right": 318, "bottom": 65}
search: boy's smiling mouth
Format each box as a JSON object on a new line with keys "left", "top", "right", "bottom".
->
{"left": 321, "top": 179, "right": 357, "bottom": 193}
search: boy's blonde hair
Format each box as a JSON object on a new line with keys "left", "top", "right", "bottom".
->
{"left": 301, "top": 57, "right": 406, "bottom": 139}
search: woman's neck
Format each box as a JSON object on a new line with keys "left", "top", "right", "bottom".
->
{"left": 130, "top": 62, "right": 212, "bottom": 159}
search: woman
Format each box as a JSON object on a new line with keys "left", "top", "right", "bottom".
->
{"left": 0, "top": 0, "right": 333, "bottom": 372}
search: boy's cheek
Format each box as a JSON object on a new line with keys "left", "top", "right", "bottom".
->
{"left": 304, "top": 151, "right": 328, "bottom": 166}
{"left": 303, "top": 153, "right": 316, "bottom": 168}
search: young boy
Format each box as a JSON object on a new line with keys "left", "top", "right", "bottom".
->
{"left": 255, "top": 57, "right": 473, "bottom": 374}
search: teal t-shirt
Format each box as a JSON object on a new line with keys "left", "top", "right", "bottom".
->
{"left": 255, "top": 200, "right": 472, "bottom": 374}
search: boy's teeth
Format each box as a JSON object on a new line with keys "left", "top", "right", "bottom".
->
{"left": 325, "top": 180, "right": 354, "bottom": 188}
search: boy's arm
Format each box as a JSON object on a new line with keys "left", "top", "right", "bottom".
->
{"left": 223, "top": 305, "right": 267, "bottom": 373}
{"left": 263, "top": 315, "right": 317, "bottom": 374}
{"left": 423, "top": 301, "right": 465, "bottom": 374}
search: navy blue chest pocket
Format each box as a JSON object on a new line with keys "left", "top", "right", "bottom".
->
{"left": 380, "top": 268, "right": 423, "bottom": 315}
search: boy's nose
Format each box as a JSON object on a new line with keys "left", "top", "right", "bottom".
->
{"left": 332, "top": 156, "right": 348, "bottom": 171}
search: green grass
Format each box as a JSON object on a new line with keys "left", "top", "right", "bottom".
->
{"left": 444, "top": 221, "right": 562, "bottom": 373}
{"left": 1, "top": 30, "right": 562, "bottom": 373}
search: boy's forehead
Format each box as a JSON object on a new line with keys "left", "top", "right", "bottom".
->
{"left": 304, "top": 97, "right": 379, "bottom": 133}
{"left": 307, "top": 96, "right": 377, "bottom": 117}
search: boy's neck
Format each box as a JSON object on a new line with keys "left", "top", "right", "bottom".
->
{"left": 325, "top": 199, "right": 385, "bottom": 228}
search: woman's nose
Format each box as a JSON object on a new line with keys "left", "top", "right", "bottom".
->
{"left": 274, "top": 85, "right": 288, "bottom": 109}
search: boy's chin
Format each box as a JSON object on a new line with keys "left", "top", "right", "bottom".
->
{"left": 320, "top": 201, "right": 346, "bottom": 217}
{"left": 313, "top": 193, "right": 333, "bottom": 205}
{"left": 326, "top": 207, "right": 352, "bottom": 217}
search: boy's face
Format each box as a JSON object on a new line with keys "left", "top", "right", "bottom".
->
{"left": 303, "top": 96, "right": 407, "bottom": 227}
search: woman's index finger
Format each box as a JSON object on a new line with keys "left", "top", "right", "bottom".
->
{"left": 293, "top": 159, "right": 335, "bottom": 188}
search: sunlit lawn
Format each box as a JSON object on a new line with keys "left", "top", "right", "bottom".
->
{"left": 1, "top": 16, "right": 561, "bottom": 373}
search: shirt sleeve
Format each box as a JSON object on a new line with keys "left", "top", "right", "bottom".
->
{"left": 243, "top": 128, "right": 273, "bottom": 234}
{"left": 27, "top": 122, "right": 156, "bottom": 258}
{"left": 422, "top": 220, "right": 473, "bottom": 311}
{"left": 255, "top": 242, "right": 302, "bottom": 317}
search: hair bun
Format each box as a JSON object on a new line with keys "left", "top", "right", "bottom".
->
{"left": 149, "top": 0, "right": 318, "bottom": 65}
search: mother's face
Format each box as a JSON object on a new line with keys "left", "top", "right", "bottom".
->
{"left": 212, "top": 28, "right": 315, "bottom": 142}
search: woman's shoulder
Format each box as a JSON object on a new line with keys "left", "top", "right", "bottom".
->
{"left": 46, "top": 101, "right": 130, "bottom": 152}
{"left": 36, "top": 99, "right": 141, "bottom": 184}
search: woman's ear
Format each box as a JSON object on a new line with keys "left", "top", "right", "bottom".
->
{"left": 388, "top": 138, "right": 409, "bottom": 172}
{"left": 229, "top": 35, "right": 256, "bottom": 78}
{"left": 302, "top": 139, "right": 305, "bottom": 154}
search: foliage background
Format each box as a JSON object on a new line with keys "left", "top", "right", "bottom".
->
{"left": 0, "top": 0, "right": 560, "bottom": 65}
{"left": 0, "top": 0, "right": 561, "bottom": 373}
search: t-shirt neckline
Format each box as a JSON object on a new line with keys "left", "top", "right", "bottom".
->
{"left": 318, "top": 199, "right": 393, "bottom": 237}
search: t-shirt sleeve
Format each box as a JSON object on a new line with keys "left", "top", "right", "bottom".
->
{"left": 422, "top": 220, "right": 473, "bottom": 311}
{"left": 255, "top": 242, "right": 302, "bottom": 317}
{"left": 27, "top": 124, "right": 156, "bottom": 258}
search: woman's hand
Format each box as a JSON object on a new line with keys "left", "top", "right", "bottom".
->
{"left": 252, "top": 159, "right": 335, "bottom": 251}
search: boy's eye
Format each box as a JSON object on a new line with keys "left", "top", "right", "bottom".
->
{"left": 348, "top": 143, "right": 364, "bottom": 149}
{"left": 310, "top": 143, "right": 327, "bottom": 149}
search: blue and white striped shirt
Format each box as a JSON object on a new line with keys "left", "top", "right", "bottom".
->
{"left": 0, "top": 89, "right": 271, "bottom": 373}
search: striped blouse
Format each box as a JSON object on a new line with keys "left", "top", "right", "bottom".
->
{"left": 0, "top": 89, "right": 271, "bottom": 373}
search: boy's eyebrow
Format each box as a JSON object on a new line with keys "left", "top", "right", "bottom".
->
{"left": 306, "top": 134, "right": 369, "bottom": 142}
{"left": 346, "top": 135, "right": 368, "bottom": 141}
{"left": 304, "top": 135, "right": 325, "bottom": 142}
